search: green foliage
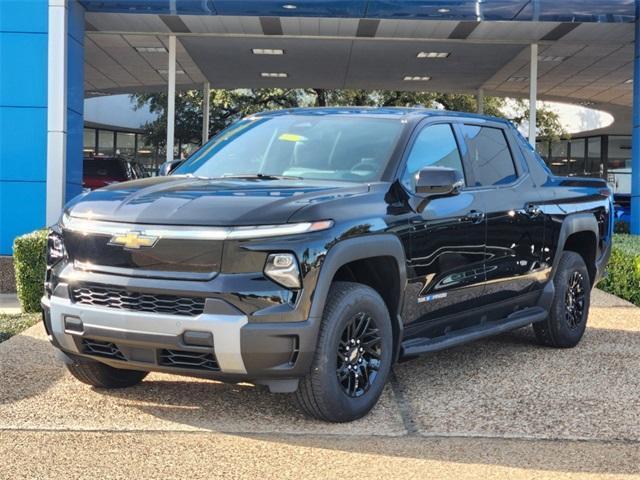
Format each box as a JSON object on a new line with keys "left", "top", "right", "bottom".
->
{"left": 12, "top": 230, "right": 47, "bottom": 313}
{"left": 600, "top": 234, "right": 640, "bottom": 305}
{"left": 132, "top": 88, "right": 514, "bottom": 154}
{"left": 132, "top": 89, "right": 302, "bottom": 151}
{"left": 509, "top": 99, "right": 568, "bottom": 141}
{"left": 0, "top": 313, "right": 40, "bottom": 343}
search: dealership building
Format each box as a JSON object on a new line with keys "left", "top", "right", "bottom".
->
{"left": 1, "top": 0, "right": 639, "bottom": 271}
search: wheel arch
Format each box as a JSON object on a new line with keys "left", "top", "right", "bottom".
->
{"left": 553, "top": 213, "right": 599, "bottom": 285}
{"left": 309, "top": 234, "right": 408, "bottom": 362}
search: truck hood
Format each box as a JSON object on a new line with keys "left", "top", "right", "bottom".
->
{"left": 65, "top": 175, "right": 369, "bottom": 226}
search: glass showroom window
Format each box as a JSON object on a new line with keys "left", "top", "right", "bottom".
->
{"left": 136, "top": 135, "right": 156, "bottom": 174}
{"left": 549, "top": 139, "right": 569, "bottom": 175}
{"left": 586, "top": 137, "right": 602, "bottom": 178}
{"left": 536, "top": 140, "right": 550, "bottom": 161}
{"left": 116, "top": 132, "right": 136, "bottom": 157}
{"left": 83, "top": 128, "right": 96, "bottom": 157}
{"left": 569, "top": 138, "right": 586, "bottom": 176}
{"left": 97, "top": 130, "right": 115, "bottom": 156}
{"left": 607, "top": 136, "right": 631, "bottom": 194}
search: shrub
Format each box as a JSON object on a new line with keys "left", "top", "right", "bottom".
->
{"left": 12, "top": 230, "right": 47, "bottom": 313}
{"left": 599, "top": 234, "right": 640, "bottom": 305}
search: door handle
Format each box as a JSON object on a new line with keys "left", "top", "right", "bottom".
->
{"left": 464, "top": 210, "right": 485, "bottom": 224}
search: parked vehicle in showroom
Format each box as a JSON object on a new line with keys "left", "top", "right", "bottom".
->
{"left": 83, "top": 156, "right": 146, "bottom": 190}
{"left": 43, "top": 108, "right": 612, "bottom": 422}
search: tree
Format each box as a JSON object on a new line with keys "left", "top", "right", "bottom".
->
{"left": 132, "top": 88, "right": 302, "bottom": 151}
{"left": 508, "top": 99, "right": 568, "bottom": 141}
{"left": 132, "top": 88, "right": 564, "bottom": 153}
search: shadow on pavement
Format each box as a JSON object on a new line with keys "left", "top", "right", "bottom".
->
{"left": 0, "top": 334, "right": 65, "bottom": 405}
{"left": 232, "top": 433, "right": 640, "bottom": 476}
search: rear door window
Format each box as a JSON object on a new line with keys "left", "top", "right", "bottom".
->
{"left": 460, "top": 125, "right": 517, "bottom": 187}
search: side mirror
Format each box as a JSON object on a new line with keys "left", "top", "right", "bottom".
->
{"left": 159, "top": 159, "right": 184, "bottom": 176}
{"left": 415, "top": 166, "right": 464, "bottom": 198}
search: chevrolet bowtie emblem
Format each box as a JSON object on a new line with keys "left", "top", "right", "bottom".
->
{"left": 109, "top": 231, "right": 158, "bottom": 250}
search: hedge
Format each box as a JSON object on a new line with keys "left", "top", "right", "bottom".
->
{"left": 599, "top": 234, "right": 640, "bottom": 306}
{"left": 12, "top": 230, "right": 47, "bottom": 313}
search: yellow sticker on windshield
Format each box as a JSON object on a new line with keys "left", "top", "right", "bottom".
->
{"left": 278, "top": 133, "right": 304, "bottom": 142}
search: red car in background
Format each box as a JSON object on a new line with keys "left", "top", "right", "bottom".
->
{"left": 83, "top": 157, "right": 146, "bottom": 190}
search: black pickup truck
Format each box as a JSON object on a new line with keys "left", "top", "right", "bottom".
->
{"left": 42, "top": 108, "right": 612, "bottom": 422}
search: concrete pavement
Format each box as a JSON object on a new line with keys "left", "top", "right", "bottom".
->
{"left": 1, "top": 289, "right": 639, "bottom": 478}
{"left": 0, "top": 293, "right": 20, "bottom": 314}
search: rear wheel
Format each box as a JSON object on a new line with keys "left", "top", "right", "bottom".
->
{"left": 534, "top": 251, "right": 591, "bottom": 348}
{"left": 66, "top": 354, "right": 148, "bottom": 388}
{"left": 296, "top": 281, "right": 393, "bottom": 422}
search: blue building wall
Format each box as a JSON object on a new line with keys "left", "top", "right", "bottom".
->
{"left": 0, "top": 0, "right": 84, "bottom": 255}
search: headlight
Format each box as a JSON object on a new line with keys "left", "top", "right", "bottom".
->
{"left": 47, "top": 230, "right": 66, "bottom": 265}
{"left": 264, "top": 253, "right": 301, "bottom": 289}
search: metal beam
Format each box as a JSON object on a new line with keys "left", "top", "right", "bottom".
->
{"left": 476, "top": 88, "right": 484, "bottom": 114}
{"left": 631, "top": 7, "right": 640, "bottom": 235}
{"left": 528, "top": 43, "right": 538, "bottom": 147}
{"left": 166, "top": 35, "right": 176, "bottom": 162}
{"left": 46, "top": 0, "right": 68, "bottom": 225}
{"left": 202, "top": 81, "right": 210, "bottom": 144}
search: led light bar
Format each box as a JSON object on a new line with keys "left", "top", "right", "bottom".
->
{"left": 61, "top": 214, "right": 333, "bottom": 241}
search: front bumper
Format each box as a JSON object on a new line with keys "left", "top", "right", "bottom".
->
{"left": 42, "top": 287, "right": 320, "bottom": 391}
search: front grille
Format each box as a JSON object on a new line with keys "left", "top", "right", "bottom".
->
{"left": 159, "top": 349, "right": 219, "bottom": 371}
{"left": 81, "top": 338, "right": 126, "bottom": 361}
{"left": 71, "top": 286, "right": 205, "bottom": 317}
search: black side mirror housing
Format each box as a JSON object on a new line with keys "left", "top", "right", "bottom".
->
{"left": 415, "top": 166, "right": 464, "bottom": 198}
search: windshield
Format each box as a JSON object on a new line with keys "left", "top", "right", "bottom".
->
{"left": 174, "top": 115, "right": 404, "bottom": 182}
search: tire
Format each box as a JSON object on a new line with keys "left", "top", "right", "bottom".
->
{"left": 66, "top": 354, "right": 148, "bottom": 388}
{"left": 534, "top": 251, "right": 591, "bottom": 348}
{"left": 295, "top": 281, "right": 393, "bottom": 422}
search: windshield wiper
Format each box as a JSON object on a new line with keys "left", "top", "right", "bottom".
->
{"left": 222, "top": 173, "right": 303, "bottom": 180}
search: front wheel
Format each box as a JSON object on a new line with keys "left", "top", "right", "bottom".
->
{"left": 534, "top": 251, "right": 591, "bottom": 348}
{"left": 295, "top": 281, "right": 393, "bottom": 422}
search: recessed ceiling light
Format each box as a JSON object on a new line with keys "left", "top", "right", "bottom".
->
{"left": 437, "top": 8, "right": 450, "bottom": 13}
{"left": 157, "top": 69, "right": 185, "bottom": 75}
{"left": 403, "top": 75, "right": 431, "bottom": 81}
{"left": 282, "top": 4, "right": 297, "bottom": 9}
{"left": 624, "top": 79, "right": 633, "bottom": 84}
{"left": 539, "top": 55, "right": 566, "bottom": 62}
{"left": 417, "top": 51, "right": 450, "bottom": 58}
{"left": 252, "top": 48, "right": 285, "bottom": 55}
{"left": 506, "top": 76, "right": 529, "bottom": 82}
{"left": 135, "top": 46, "right": 167, "bottom": 53}
{"left": 261, "top": 72, "right": 288, "bottom": 78}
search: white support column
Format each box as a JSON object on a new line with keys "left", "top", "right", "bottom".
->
{"left": 202, "top": 81, "right": 210, "bottom": 144}
{"left": 476, "top": 88, "right": 484, "bottom": 114}
{"left": 529, "top": 43, "right": 538, "bottom": 147}
{"left": 166, "top": 35, "right": 176, "bottom": 162}
{"left": 46, "top": 0, "right": 68, "bottom": 225}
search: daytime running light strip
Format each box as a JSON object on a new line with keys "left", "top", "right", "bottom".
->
{"left": 61, "top": 214, "right": 333, "bottom": 240}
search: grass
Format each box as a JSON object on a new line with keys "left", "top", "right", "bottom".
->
{"left": 0, "top": 312, "right": 40, "bottom": 343}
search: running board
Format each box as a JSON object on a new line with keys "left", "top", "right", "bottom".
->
{"left": 401, "top": 307, "right": 548, "bottom": 358}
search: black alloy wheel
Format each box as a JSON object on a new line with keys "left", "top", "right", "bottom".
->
{"left": 533, "top": 251, "right": 590, "bottom": 348}
{"left": 337, "top": 312, "right": 382, "bottom": 398}
{"left": 565, "top": 271, "right": 586, "bottom": 330}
